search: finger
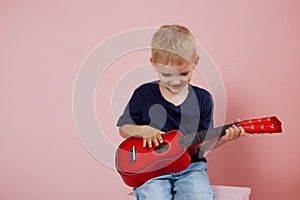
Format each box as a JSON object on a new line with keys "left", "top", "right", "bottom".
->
{"left": 157, "top": 133, "right": 164, "bottom": 143}
{"left": 152, "top": 136, "right": 159, "bottom": 146}
{"left": 239, "top": 127, "right": 246, "bottom": 136}
{"left": 221, "top": 129, "right": 230, "bottom": 141}
{"left": 147, "top": 138, "right": 153, "bottom": 148}
{"left": 143, "top": 138, "right": 147, "bottom": 147}
{"left": 228, "top": 127, "right": 235, "bottom": 136}
{"left": 235, "top": 118, "right": 241, "bottom": 122}
{"left": 232, "top": 125, "right": 241, "bottom": 138}
{"left": 228, "top": 127, "right": 238, "bottom": 140}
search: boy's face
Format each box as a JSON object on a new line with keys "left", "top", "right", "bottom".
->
{"left": 152, "top": 61, "right": 195, "bottom": 94}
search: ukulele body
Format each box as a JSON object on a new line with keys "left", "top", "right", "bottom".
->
{"left": 115, "top": 130, "right": 191, "bottom": 187}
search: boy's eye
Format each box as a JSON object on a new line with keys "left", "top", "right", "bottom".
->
{"left": 161, "top": 73, "right": 172, "bottom": 77}
{"left": 180, "top": 72, "right": 189, "bottom": 76}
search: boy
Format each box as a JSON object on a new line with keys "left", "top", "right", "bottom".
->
{"left": 117, "top": 25, "right": 244, "bottom": 200}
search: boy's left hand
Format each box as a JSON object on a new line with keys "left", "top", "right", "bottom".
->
{"left": 221, "top": 119, "right": 246, "bottom": 141}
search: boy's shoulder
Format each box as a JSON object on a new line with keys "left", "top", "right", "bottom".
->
{"left": 189, "top": 84, "right": 211, "bottom": 97}
{"left": 134, "top": 81, "right": 159, "bottom": 93}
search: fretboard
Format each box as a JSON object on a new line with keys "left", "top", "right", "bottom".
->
{"left": 178, "top": 123, "right": 237, "bottom": 147}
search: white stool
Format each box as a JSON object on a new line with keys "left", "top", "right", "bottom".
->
{"left": 128, "top": 185, "right": 251, "bottom": 200}
{"left": 211, "top": 185, "right": 251, "bottom": 200}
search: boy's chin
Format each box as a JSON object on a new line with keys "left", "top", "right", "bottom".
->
{"left": 168, "top": 86, "right": 186, "bottom": 94}
{"left": 160, "top": 82, "right": 188, "bottom": 94}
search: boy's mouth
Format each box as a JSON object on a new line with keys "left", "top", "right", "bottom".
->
{"left": 168, "top": 84, "right": 187, "bottom": 92}
{"left": 170, "top": 85, "right": 182, "bottom": 89}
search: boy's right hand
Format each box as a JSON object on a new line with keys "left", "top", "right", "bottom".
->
{"left": 141, "top": 126, "right": 164, "bottom": 148}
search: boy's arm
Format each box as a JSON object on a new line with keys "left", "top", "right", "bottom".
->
{"left": 119, "top": 124, "right": 164, "bottom": 148}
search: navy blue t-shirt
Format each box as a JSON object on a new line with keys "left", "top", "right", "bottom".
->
{"left": 117, "top": 81, "right": 214, "bottom": 161}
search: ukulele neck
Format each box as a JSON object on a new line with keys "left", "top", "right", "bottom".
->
{"left": 178, "top": 123, "right": 236, "bottom": 147}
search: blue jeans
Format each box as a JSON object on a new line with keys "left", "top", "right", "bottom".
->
{"left": 133, "top": 162, "right": 215, "bottom": 200}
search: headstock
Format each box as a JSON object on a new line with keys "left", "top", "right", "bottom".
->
{"left": 236, "top": 116, "right": 282, "bottom": 134}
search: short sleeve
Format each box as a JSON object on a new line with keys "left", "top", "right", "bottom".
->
{"left": 116, "top": 90, "right": 144, "bottom": 127}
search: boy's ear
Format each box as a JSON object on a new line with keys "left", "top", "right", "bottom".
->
{"left": 193, "top": 55, "right": 200, "bottom": 67}
{"left": 150, "top": 57, "right": 157, "bottom": 69}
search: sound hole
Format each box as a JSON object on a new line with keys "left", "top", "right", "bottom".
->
{"left": 154, "top": 142, "right": 169, "bottom": 153}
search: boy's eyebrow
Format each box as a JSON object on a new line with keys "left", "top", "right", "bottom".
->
{"left": 160, "top": 70, "right": 190, "bottom": 74}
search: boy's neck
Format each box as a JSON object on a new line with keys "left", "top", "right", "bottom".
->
{"left": 159, "top": 83, "right": 189, "bottom": 106}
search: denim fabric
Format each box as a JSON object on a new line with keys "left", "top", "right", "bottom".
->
{"left": 133, "top": 162, "right": 215, "bottom": 200}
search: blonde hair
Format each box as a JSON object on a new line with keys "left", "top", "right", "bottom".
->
{"left": 151, "top": 25, "right": 197, "bottom": 66}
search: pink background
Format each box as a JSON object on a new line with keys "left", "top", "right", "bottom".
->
{"left": 1, "top": 0, "right": 299, "bottom": 199}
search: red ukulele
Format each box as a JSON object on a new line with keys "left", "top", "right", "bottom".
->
{"left": 115, "top": 116, "right": 282, "bottom": 187}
